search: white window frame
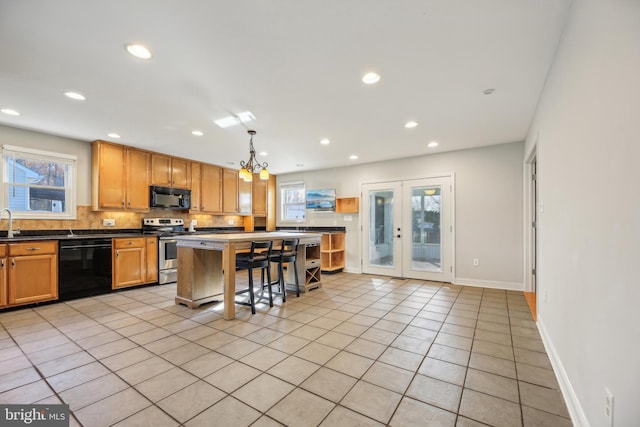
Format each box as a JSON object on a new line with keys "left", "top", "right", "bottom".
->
{"left": 1, "top": 145, "right": 77, "bottom": 219}
{"left": 280, "top": 181, "right": 306, "bottom": 222}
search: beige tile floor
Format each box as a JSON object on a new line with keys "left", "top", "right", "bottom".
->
{"left": 0, "top": 272, "right": 572, "bottom": 427}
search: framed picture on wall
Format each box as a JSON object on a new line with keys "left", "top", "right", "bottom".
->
{"left": 306, "top": 189, "right": 336, "bottom": 211}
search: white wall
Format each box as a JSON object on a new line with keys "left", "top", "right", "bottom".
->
{"left": 277, "top": 141, "right": 524, "bottom": 289}
{"left": 524, "top": 0, "right": 640, "bottom": 425}
{"left": 0, "top": 125, "right": 92, "bottom": 205}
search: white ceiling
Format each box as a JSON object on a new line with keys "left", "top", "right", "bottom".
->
{"left": 0, "top": 0, "right": 570, "bottom": 174}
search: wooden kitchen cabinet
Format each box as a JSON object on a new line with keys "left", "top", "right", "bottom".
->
{"left": 252, "top": 175, "right": 267, "bottom": 216}
{"left": 126, "top": 149, "right": 151, "bottom": 210}
{"left": 189, "top": 162, "right": 201, "bottom": 213}
{"left": 222, "top": 168, "right": 239, "bottom": 213}
{"left": 92, "top": 141, "right": 150, "bottom": 211}
{"left": 7, "top": 241, "right": 58, "bottom": 306}
{"left": 336, "top": 197, "right": 359, "bottom": 213}
{"left": 151, "top": 154, "right": 190, "bottom": 188}
{"left": 113, "top": 237, "right": 146, "bottom": 289}
{"left": 0, "top": 245, "right": 7, "bottom": 307}
{"left": 145, "top": 236, "right": 158, "bottom": 283}
{"left": 238, "top": 176, "right": 252, "bottom": 215}
{"left": 200, "top": 163, "right": 222, "bottom": 213}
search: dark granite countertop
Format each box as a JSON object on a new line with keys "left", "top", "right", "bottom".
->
{"left": 0, "top": 227, "right": 247, "bottom": 242}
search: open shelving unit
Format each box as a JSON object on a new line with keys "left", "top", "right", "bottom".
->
{"left": 336, "top": 197, "right": 359, "bottom": 213}
{"left": 321, "top": 232, "right": 345, "bottom": 273}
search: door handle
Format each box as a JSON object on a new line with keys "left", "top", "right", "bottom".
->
{"left": 396, "top": 234, "right": 401, "bottom": 238}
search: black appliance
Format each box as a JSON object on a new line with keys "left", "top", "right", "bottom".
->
{"left": 58, "top": 238, "right": 112, "bottom": 300}
{"left": 150, "top": 186, "right": 191, "bottom": 210}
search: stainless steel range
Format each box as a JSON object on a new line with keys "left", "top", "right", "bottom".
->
{"left": 143, "top": 218, "right": 185, "bottom": 284}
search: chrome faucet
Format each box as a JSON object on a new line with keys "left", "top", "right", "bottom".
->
{"left": 1, "top": 208, "right": 14, "bottom": 238}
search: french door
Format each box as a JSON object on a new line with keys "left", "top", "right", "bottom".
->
{"left": 362, "top": 176, "right": 453, "bottom": 282}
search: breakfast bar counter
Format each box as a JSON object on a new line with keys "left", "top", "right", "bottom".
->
{"left": 174, "top": 232, "right": 322, "bottom": 319}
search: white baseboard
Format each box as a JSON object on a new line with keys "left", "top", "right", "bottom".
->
{"left": 453, "top": 277, "right": 523, "bottom": 291}
{"left": 537, "top": 316, "right": 590, "bottom": 427}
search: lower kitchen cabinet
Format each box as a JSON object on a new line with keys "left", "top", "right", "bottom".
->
{"left": 7, "top": 241, "right": 58, "bottom": 306}
{"left": 0, "top": 245, "right": 7, "bottom": 307}
{"left": 113, "top": 237, "right": 145, "bottom": 289}
{"left": 145, "top": 236, "right": 158, "bottom": 283}
{"left": 113, "top": 237, "right": 159, "bottom": 289}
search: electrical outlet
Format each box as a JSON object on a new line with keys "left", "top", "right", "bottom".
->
{"left": 103, "top": 218, "right": 115, "bottom": 227}
{"left": 227, "top": 219, "right": 234, "bottom": 225}
{"left": 473, "top": 259, "right": 479, "bottom": 267}
{"left": 605, "top": 387, "right": 614, "bottom": 426}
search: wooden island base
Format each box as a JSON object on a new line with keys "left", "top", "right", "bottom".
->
{"left": 175, "top": 246, "right": 224, "bottom": 309}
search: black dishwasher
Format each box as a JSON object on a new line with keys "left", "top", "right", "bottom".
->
{"left": 59, "top": 238, "right": 112, "bottom": 300}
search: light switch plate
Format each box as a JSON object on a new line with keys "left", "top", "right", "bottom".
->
{"left": 103, "top": 218, "right": 115, "bottom": 226}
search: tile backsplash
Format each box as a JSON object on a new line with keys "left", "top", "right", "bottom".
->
{"left": 2, "top": 206, "right": 245, "bottom": 232}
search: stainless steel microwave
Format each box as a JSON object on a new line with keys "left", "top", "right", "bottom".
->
{"left": 150, "top": 186, "right": 191, "bottom": 210}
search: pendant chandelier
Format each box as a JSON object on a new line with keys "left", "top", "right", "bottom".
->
{"left": 238, "top": 129, "right": 269, "bottom": 182}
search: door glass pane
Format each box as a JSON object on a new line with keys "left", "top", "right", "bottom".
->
{"left": 368, "top": 190, "right": 394, "bottom": 267}
{"left": 411, "top": 185, "right": 441, "bottom": 272}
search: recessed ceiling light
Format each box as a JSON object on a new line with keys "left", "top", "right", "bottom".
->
{"left": 320, "top": 138, "right": 330, "bottom": 145}
{"left": 296, "top": 163, "right": 304, "bottom": 168}
{"left": 483, "top": 88, "right": 495, "bottom": 95}
{"left": 1, "top": 108, "right": 20, "bottom": 116}
{"left": 192, "top": 130, "right": 204, "bottom": 136}
{"left": 213, "top": 111, "right": 255, "bottom": 128}
{"left": 64, "top": 91, "right": 85, "bottom": 101}
{"left": 259, "top": 151, "right": 268, "bottom": 156}
{"left": 427, "top": 141, "right": 439, "bottom": 148}
{"left": 126, "top": 44, "right": 152, "bottom": 60}
{"left": 349, "top": 155, "right": 359, "bottom": 160}
{"left": 404, "top": 121, "right": 418, "bottom": 129}
{"left": 362, "top": 72, "right": 381, "bottom": 85}
{"left": 107, "top": 133, "right": 121, "bottom": 139}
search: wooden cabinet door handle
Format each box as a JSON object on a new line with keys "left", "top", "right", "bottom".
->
{"left": 26, "top": 247, "right": 41, "bottom": 251}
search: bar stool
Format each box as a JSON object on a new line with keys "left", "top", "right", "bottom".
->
{"left": 235, "top": 241, "right": 273, "bottom": 314}
{"left": 265, "top": 238, "right": 300, "bottom": 301}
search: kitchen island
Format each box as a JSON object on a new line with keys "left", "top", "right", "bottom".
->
{"left": 174, "top": 232, "right": 322, "bottom": 320}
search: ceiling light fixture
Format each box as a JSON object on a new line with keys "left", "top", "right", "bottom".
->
{"left": 107, "top": 133, "right": 121, "bottom": 139}
{"left": 238, "top": 130, "right": 269, "bottom": 182}
{"left": 427, "top": 141, "right": 439, "bottom": 148}
{"left": 362, "top": 72, "right": 381, "bottom": 85}
{"left": 1, "top": 108, "right": 20, "bottom": 116}
{"left": 214, "top": 111, "right": 255, "bottom": 128}
{"left": 192, "top": 130, "right": 204, "bottom": 136}
{"left": 483, "top": 88, "right": 495, "bottom": 95}
{"left": 296, "top": 164, "right": 304, "bottom": 168}
{"left": 126, "top": 44, "right": 152, "bottom": 60}
{"left": 404, "top": 121, "right": 418, "bottom": 129}
{"left": 320, "top": 138, "right": 331, "bottom": 145}
{"left": 64, "top": 91, "right": 86, "bottom": 101}
{"left": 350, "top": 155, "right": 359, "bottom": 160}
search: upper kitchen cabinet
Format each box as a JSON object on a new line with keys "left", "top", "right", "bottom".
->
{"left": 200, "top": 163, "right": 222, "bottom": 213}
{"left": 151, "top": 154, "right": 190, "bottom": 188}
{"left": 238, "top": 176, "right": 252, "bottom": 215}
{"left": 252, "top": 175, "right": 267, "bottom": 216}
{"left": 189, "top": 161, "right": 201, "bottom": 213}
{"left": 222, "top": 168, "right": 239, "bottom": 214}
{"left": 92, "top": 141, "right": 149, "bottom": 211}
